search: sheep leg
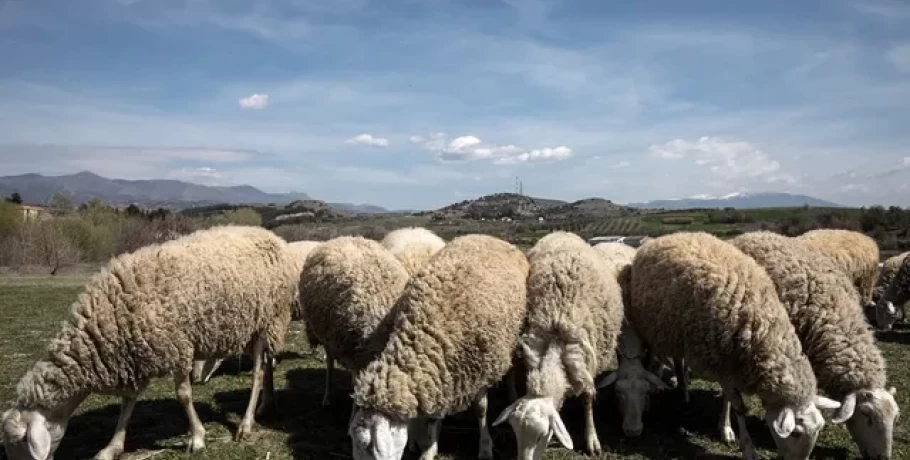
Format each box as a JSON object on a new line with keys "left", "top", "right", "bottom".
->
{"left": 418, "top": 417, "right": 443, "bottom": 460}
{"left": 506, "top": 367, "right": 519, "bottom": 402}
{"left": 322, "top": 350, "right": 335, "bottom": 406}
{"left": 236, "top": 336, "right": 266, "bottom": 441}
{"left": 175, "top": 373, "right": 206, "bottom": 453}
{"left": 256, "top": 349, "right": 276, "bottom": 418}
{"left": 674, "top": 357, "right": 689, "bottom": 405}
{"left": 94, "top": 391, "right": 142, "bottom": 460}
{"left": 724, "top": 387, "right": 758, "bottom": 460}
{"left": 718, "top": 395, "right": 736, "bottom": 444}
{"left": 473, "top": 389, "right": 494, "bottom": 460}
{"left": 584, "top": 389, "right": 602, "bottom": 455}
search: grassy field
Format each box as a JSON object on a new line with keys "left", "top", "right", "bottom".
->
{"left": 0, "top": 275, "right": 907, "bottom": 460}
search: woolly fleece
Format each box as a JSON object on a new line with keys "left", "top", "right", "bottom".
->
{"left": 380, "top": 227, "right": 446, "bottom": 276}
{"left": 14, "top": 225, "right": 299, "bottom": 410}
{"left": 797, "top": 229, "right": 880, "bottom": 305}
{"left": 353, "top": 234, "right": 529, "bottom": 419}
{"left": 879, "top": 253, "right": 910, "bottom": 308}
{"left": 628, "top": 232, "right": 818, "bottom": 410}
{"left": 523, "top": 232, "right": 624, "bottom": 399}
{"left": 299, "top": 236, "right": 410, "bottom": 372}
{"left": 732, "top": 231, "right": 887, "bottom": 398}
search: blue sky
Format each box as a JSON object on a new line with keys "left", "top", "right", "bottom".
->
{"left": 1, "top": 0, "right": 909, "bottom": 210}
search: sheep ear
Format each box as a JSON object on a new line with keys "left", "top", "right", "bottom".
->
{"left": 814, "top": 396, "right": 842, "bottom": 411}
{"left": 548, "top": 408, "right": 573, "bottom": 450}
{"left": 644, "top": 370, "right": 671, "bottom": 391}
{"left": 889, "top": 387, "right": 897, "bottom": 396}
{"left": 493, "top": 399, "right": 520, "bottom": 427}
{"left": 831, "top": 393, "right": 857, "bottom": 424}
{"left": 26, "top": 416, "right": 52, "bottom": 460}
{"left": 595, "top": 372, "right": 617, "bottom": 389}
{"left": 772, "top": 408, "right": 796, "bottom": 438}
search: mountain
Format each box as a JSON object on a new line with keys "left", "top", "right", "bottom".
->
{"left": 626, "top": 192, "right": 844, "bottom": 210}
{"left": 0, "top": 171, "right": 389, "bottom": 213}
{"left": 327, "top": 202, "right": 391, "bottom": 214}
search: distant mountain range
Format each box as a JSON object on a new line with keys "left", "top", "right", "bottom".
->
{"left": 0, "top": 171, "right": 391, "bottom": 214}
{"left": 627, "top": 192, "right": 843, "bottom": 210}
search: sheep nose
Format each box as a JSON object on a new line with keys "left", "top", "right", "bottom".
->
{"left": 624, "top": 426, "right": 643, "bottom": 437}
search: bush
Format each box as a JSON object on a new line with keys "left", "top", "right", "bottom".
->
{"left": 661, "top": 216, "right": 694, "bottom": 225}
{"left": 0, "top": 201, "right": 22, "bottom": 238}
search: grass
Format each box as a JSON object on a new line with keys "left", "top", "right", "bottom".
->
{"left": 0, "top": 276, "right": 907, "bottom": 460}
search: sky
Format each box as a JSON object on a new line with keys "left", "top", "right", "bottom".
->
{"left": 1, "top": 0, "right": 909, "bottom": 210}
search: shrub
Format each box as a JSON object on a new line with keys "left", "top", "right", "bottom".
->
{"left": 661, "top": 216, "right": 694, "bottom": 225}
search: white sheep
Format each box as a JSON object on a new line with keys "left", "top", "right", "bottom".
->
{"left": 299, "top": 236, "right": 410, "bottom": 407}
{"left": 1, "top": 225, "right": 300, "bottom": 460}
{"left": 493, "top": 232, "right": 624, "bottom": 458}
{"left": 191, "top": 239, "right": 323, "bottom": 385}
{"left": 349, "top": 234, "right": 529, "bottom": 460}
{"left": 627, "top": 232, "right": 843, "bottom": 460}
{"left": 733, "top": 231, "right": 900, "bottom": 460}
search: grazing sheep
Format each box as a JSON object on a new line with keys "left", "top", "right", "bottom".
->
{"left": 380, "top": 227, "right": 446, "bottom": 276}
{"left": 299, "top": 236, "right": 410, "bottom": 407}
{"left": 350, "top": 234, "right": 529, "bottom": 460}
{"left": 734, "top": 231, "right": 900, "bottom": 460}
{"left": 628, "top": 232, "right": 843, "bottom": 460}
{"left": 493, "top": 232, "right": 624, "bottom": 457}
{"left": 1, "top": 225, "right": 300, "bottom": 460}
{"left": 797, "top": 229, "right": 880, "bottom": 308}
{"left": 874, "top": 252, "right": 909, "bottom": 329}
{"left": 192, "top": 239, "right": 323, "bottom": 385}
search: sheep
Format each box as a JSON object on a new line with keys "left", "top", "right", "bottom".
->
{"left": 733, "top": 231, "right": 900, "bottom": 460}
{"left": 797, "top": 229, "right": 881, "bottom": 309}
{"left": 349, "top": 234, "right": 529, "bottom": 460}
{"left": 873, "top": 251, "right": 909, "bottom": 329}
{"left": 380, "top": 227, "right": 446, "bottom": 276}
{"left": 627, "top": 231, "right": 843, "bottom": 460}
{"left": 298, "top": 236, "right": 410, "bottom": 409}
{"left": 492, "top": 232, "right": 624, "bottom": 458}
{"left": 1, "top": 225, "right": 300, "bottom": 460}
{"left": 191, "top": 239, "right": 323, "bottom": 385}
{"left": 589, "top": 242, "right": 673, "bottom": 438}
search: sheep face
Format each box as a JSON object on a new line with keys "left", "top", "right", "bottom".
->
{"left": 492, "top": 397, "right": 573, "bottom": 460}
{"left": 841, "top": 388, "right": 899, "bottom": 460}
{"left": 874, "top": 300, "right": 903, "bottom": 331}
{"left": 595, "top": 365, "right": 669, "bottom": 437}
{"left": 764, "top": 397, "right": 841, "bottom": 460}
{"left": 348, "top": 407, "right": 408, "bottom": 460}
{"left": 1, "top": 408, "right": 65, "bottom": 460}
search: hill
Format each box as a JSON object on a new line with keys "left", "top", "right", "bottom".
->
{"left": 0, "top": 171, "right": 388, "bottom": 213}
{"left": 627, "top": 192, "right": 843, "bottom": 210}
{"left": 430, "top": 193, "right": 635, "bottom": 220}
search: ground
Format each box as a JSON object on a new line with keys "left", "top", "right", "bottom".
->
{"left": 0, "top": 273, "right": 907, "bottom": 460}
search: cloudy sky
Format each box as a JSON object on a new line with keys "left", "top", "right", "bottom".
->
{"left": 1, "top": 0, "right": 909, "bottom": 210}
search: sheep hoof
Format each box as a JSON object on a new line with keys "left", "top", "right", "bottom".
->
{"left": 93, "top": 446, "right": 122, "bottom": 460}
{"left": 234, "top": 423, "right": 254, "bottom": 442}
{"left": 720, "top": 426, "right": 736, "bottom": 444}
{"left": 187, "top": 434, "right": 206, "bottom": 453}
{"left": 586, "top": 437, "right": 602, "bottom": 456}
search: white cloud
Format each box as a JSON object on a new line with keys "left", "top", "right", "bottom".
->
{"left": 167, "top": 166, "right": 224, "bottom": 185}
{"left": 650, "top": 136, "right": 788, "bottom": 182}
{"left": 607, "top": 160, "right": 631, "bottom": 169}
{"left": 344, "top": 133, "right": 390, "bottom": 147}
{"left": 239, "top": 93, "right": 269, "bottom": 110}
{"left": 410, "top": 132, "right": 572, "bottom": 165}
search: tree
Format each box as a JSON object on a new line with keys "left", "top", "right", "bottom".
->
{"left": 125, "top": 204, "right": 143, "bottom": 217}
{"left": 50, "top": 192, "right": 74, "bottom": 216}
{"left": 0, "top": 201, "right": 22, "bottom": 238}
{"left": 6, "top": 192, "right": 23, "bottom": 204}
{"left": 30, "top": 220, "right": 81, "bottom": 275}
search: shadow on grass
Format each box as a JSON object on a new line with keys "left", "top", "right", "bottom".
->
{"left": 47, "top": 398, "right": 230, "bottom": 460}
{"left": 876, "top": 328, "right": 910, "bottom": 345}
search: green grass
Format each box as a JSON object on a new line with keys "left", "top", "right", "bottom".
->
{"left": 0, "top": 277, "right": 907, "bottom": 460}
